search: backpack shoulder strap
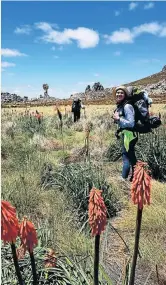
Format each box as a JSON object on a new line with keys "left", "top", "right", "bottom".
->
{"left": 121, "top": 100, "right": 134, "bottom": 115}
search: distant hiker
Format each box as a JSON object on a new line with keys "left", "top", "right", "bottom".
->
{"left": 113, "top": 86, "right": 138, "bottom": 182}
{"left": 71, "top": 98, "right": 82, "bottom": 122}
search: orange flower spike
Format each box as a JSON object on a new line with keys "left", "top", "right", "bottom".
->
{"left": 131, "top": 161, "right": 152, "bottom": 209}
{"left": 19, "top": 217, "right": 38, "bottom": 253}
{"left": 88, "top": 187, "right": 107, "bottom": 236}
{"left": 1, "top": 201, "right": 19, "bottom": 243}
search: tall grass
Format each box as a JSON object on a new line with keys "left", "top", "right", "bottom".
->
{"left": 43, "top": 162, "right": 121, "bottom": 227}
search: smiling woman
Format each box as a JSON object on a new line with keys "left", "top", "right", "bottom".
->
{"left": 113, "top": 85, "right": 137, "bottom": 181}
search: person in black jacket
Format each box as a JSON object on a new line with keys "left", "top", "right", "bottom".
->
{"left": 71, "top": 98, "right": 82, "bottom": 122}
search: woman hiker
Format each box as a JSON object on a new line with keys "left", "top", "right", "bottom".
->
{"left": 112, "top": 86, "right": 138, "bottom": 182}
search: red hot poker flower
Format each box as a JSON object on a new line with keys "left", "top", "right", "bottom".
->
{"left": 19, "top": 217, "right": 38, "bottom": 253}
{"left": 1, "top": 200, "right": 19, "bottom": 243}
{"left": 131, "top": 161, "right": 151, "bottom": 209}
{"left": 88, "top": 187, "right": 107, "bottom": 236}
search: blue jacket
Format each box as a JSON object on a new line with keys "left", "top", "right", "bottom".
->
{"left": 116, "top": 103, "right": 135, "bottom": 129}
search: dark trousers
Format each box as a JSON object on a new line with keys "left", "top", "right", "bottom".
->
{"left": 74, "top": 111, "right": 80, "bottom": 122}
{"left": 122, "top": 137, "right": 138, "bottom": 181}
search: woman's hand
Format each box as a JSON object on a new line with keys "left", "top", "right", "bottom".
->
{"left": 113, "top": 111, "right": 120, "bottom": 121}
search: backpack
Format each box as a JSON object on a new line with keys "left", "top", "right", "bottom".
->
{"left": 72, "top": 100, "right": 81, "bottom": 112}
{"left": 120, "top": 89, "right": 162, "bottom": 134}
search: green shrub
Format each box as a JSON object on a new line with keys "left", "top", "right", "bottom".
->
{"left": 1, "top": 241, "right": 113, "bottom": 285}
{"left": 42, "top": 162, "right": 120, "bottom": 227}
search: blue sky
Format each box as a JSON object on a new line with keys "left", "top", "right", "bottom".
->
{"left": 1, "top": 1, "right": 166, "bottom": 99}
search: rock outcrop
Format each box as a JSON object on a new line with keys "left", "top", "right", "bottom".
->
{"left": 71, "top": 87, "right": 114, "bottom": 101}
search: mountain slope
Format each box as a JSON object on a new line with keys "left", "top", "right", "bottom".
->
{"left": 126, "top": 68, "right": 166, "bottom": 86}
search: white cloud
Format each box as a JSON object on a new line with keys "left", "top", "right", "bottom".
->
{"left": 35, "top": 22, "right": 59, "bottom": 31}
{"left": 1, "top": 62, "right": 16, "bottom": 68}
{"left": 35, "top": 22, "right": 99, "bottom": 48}
{"left": 115, "top": 10, "right": 120, "bottom": 16}
{"left": 35, "top": 22, "right": 53, "bottom": 32}
{"left": 104, "top": 22, "right": 166, "bottom": 44}
{"left": 129, "top": 2, "right": 138, "bottom": 11}
{"left": 104, "top": 28, "right": 134, "bottom": 44}
{"left": 133, "top": 22, "right": 161, "bottom": 36}
{"left": 14, "top": 25, "right": 31, "bottom": 35}
{"left": 144, "top": 2, "right": 154, "bottom": 9}
{"left": 1, "top": 48, "right": 27, "bottom": 57}
{"left": 114, "top": 51, "right": 121, "bottom": 56}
